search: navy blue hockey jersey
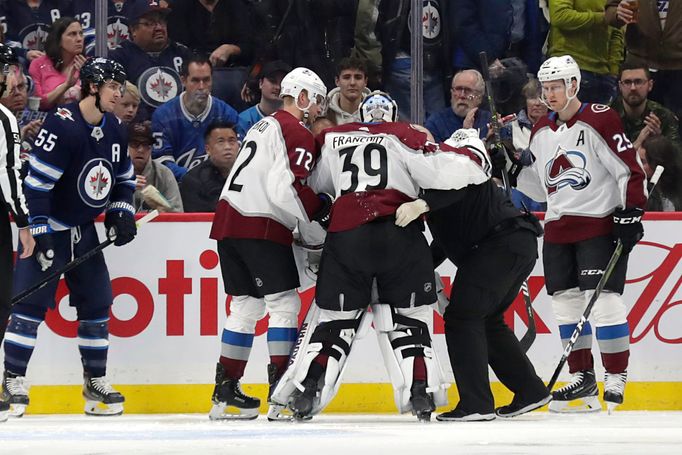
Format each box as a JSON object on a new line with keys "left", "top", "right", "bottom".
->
{"left": 74, "top": 0, "right": 140, "bottom": 52}
{"left": 1, "top": 0, "right": 71, "bottom": 59}
{"left": 23, "top": 102, "right": 135, "bottom": 230}
{"left": 151, "top": 94, "right": 238, "bottom": 179}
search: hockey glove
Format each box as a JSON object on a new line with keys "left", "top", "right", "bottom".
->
{"left": 488, "top": 141, "right": 522, "bottom": 187}
{"left": 395, "top": 199, "right": 429, "bottom": 227}
{"left": 613, "top": 207, "right": 644, "bottom": 254}
{"left": 104, "top": 207, "right": 137, "bottom": 247}
{"left": 29, "top": 219, "right": 55, "bottom": 271}
{"left": 313, "top": 193, "right": 333, "bottom": 230}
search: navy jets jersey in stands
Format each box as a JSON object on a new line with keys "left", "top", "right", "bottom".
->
{"left": 310, "top": 122, "right": 491, "bottom": 232}
{"left": 23, "top": 103, "right": 135, "bottom": 230}
{"left": 1, "top": 0, "right": 71, "bottom": 60}
{"left": 152, "top": 94, "right": 238, "bottom": 177}
{"left": 73, "top": 0, "right": 137, "bottom": 52}
{"left": 520, "top": 103, "right": 647, "bottom": 243}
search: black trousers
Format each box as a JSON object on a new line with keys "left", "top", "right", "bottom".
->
{"left": 0, "top": 209, "right": 13, "bottom": 344}
{"left": 443, "top": 228, "right": 548, "bottom": 414}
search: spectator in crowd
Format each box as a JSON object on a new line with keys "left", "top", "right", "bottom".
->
{"left": 450, "top": 0, "right": 548, "bottom": 75}
{"left": 325, "top": 57, "right": 370, "bottom": 125}
{"left": 547, "top": 0, "right": 623, "bottom": 105}
{"left": 113, "top": 81, "right": 141, "bottom": 123}
{"left": 425, "top": 69, "right": 491, "bottom": 143}
{"left": 1, "top": 0, "right": 72, "bottom": 64}
{"left": 0, "top": 65, "right": 42, "bottom": 143}
{"left": 605, "top": 0, "right": 682, "bottom": 132}
{"left": 72, "top": 0, "right": 139, "bottom": 53}
{"left": 128, "top": 121, "right": 183, "bottom": 213}
{"left": 237, "top": 60, "right": 290, "bottom": 136}
{"left": 611, "top": 62, "right": 680, "bottom": 150}
{"left": 109, "top": 0, "right": 191, "bottom": 120}
{"left": 502, "top": 77, "right": 547, "bottom": 211}
{"left": 180, "top": 120, "right": 239, "bottom": 212}
{"left": 311, "top": 117, "right": 335, "bottom": 136}
{"left": 637, "top": 135, "right": 682, "bottom": 211}
{"left": 29, "top": 17, "right": 86, "bottom": 111}
{"left": 152, "top": 54, "right": 238, "bottom": 181}
{"left": 356, "top": 0, "right": 451, "bottom": 121}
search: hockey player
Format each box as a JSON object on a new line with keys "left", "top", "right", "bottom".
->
{"left": 0, "top": 45, "right": 35, "bottom": 425}
{"left": 271, "top": 91, "right": 491, "bottom": 422}
{"left": 394, "top": 128, "right": 550, "bottom": 421}
{"left": 502, "top": 55, "right": 647, "bottom": 412}
{"left": 1, "top": 57, "right": 137, "bottom": 418}
{"left": 207, "top": 67, "right": 331, "bottom": 421}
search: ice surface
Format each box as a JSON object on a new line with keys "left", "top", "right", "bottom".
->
{"left": 1, "top": 411, "right": 680, "bottom": 454}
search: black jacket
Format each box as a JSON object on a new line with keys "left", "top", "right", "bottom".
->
{"left": 179, "top": 160, "right": 227, "bottom": 213}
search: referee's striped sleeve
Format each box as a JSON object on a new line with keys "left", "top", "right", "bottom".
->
{"left": 0, "top": 104, "right": 29, "bottom": 228}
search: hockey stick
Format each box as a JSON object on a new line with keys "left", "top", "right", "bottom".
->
{"left": 546, "top": 165, "right": 664, "bottom": 391}
{"left": 11, "top": 210, "right": 160, "bottom": 305}
{"left": 479, "top": 51, "right": 536, "bottom": 352}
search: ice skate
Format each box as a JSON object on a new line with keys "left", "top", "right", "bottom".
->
{"left": 208, "top": 364, "right": 259, "bottom": 421}
{"left": 2, "top": 371, "right": 30, "bottom": 418}
{"left": 604, "top": 371, "right": 627, "bottom": 414}
{"left": 289, "top": 377, "right": 318, "bottom": 421}
{"left": 410, "top": 380, "right": 435, "bottom": 422}
{"left": 83, "top": 374, "right": 125, "bottom": 416}
{"left": 0, "top": 400, "right": 9, "bottom": 422}
{"left": 266, "top": 363, "right": 293, "bottom": 422}
{"left": 549, "top": 369, "right": 601, "bottom": 413}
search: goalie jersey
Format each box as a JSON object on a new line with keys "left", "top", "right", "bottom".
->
{"left": 310, "top": 122, "right": 491, "bottom": 232}
{"left": 518, "top": 104, "right": 647, "bottom": 243}
{"left": 23, "top": 103, "right": 135, "bottom": 230}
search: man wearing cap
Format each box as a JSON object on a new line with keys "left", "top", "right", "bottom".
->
{"left": 109, "top": 0, "right": 191, "bottom": 120}
{"left": 237, "top": 60, "right": 291, "bottom": 137}
{"left": 128, "top": 121, "right": 183, "bottom": 212}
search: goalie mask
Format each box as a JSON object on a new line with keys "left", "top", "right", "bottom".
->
{"left": 360, "top": 90, "right": 398, "bottom": 123}
{"left": 280, "top": 67, "right": 328, "bottom": 117}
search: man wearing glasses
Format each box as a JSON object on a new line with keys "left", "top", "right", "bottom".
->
{"left": 611, "top": 61, "right": 680, "bottom": 150}
{"left": 425, "top": 69, "right": 492, "bottom": 143}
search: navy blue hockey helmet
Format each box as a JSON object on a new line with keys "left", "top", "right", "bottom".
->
{"left": 0, "top": 43, "right": 19, "bottom": 74}
{"left": 80, "top": 57, "right": 127, "bottom": 90}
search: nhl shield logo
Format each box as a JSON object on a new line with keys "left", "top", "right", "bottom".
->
{"left": 138, "top": 66, "right": 181, "bottom": 108}
{"left": 78, "top": 159, "right": 114, "bottom": 208}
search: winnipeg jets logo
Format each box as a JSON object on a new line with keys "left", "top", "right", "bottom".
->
{"left": 138, "top": 67, "right": 181, "bottom": 107}
{"left": 22, "top": 25, "right": 49, "bottom": 50}
{"left": 78, "top": 159, "right": 114, "bottom": 207}
{"left": 55, "top": 108, "right": 74, "bottom": 121}
{"left": 422, "top": 1, "right": 441, "bottom": 39}
{"left": 545, "top": 145, "right": 592, "bottom": 196}
{"left": 107, "top": 19, "right": 129, "bottom": 49}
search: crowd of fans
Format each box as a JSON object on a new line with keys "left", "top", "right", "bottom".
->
{"left": 1, "top": 0, "right": 680, "bottom": 211}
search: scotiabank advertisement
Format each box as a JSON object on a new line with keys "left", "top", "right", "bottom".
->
{"left": 5, "top": 214, "right": 682, "bottom": 398}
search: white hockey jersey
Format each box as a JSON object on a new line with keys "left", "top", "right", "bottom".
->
{"left": 210, "top": 110, "right": 322, "bottom": 245}
{"left": 309, "top": 122, "right": 490, "bottom": 232}
{"left": 518, "top": 104, "right": 647, "bottom": 243}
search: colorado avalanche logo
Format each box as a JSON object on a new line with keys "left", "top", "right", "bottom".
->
{"left": 107, "top": 19, "right": 129, "bottom": 49}
{"left": 138, "top": 66, "right": 181, "bottom": 108}
{"left": 78, "top": 159, "right": 113, "bottom": 208}
{"left": 422, "top": 1, "right": 441, "bottom": 40}
{"left": 21, "top": 24, "right": 50, "bottom": 50}
{"left": 545, "top": 146, "right": 592, "bottom": 196}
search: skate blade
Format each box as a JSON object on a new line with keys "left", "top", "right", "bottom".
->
{"left": 267, "top": 403, "right": 293, "bottom": 422}
{"left": 0, "top": 409, "right": 8, "bottom": 422}
{"left": 606, "top": 401, "right": 620, "bottom": 414}
{"left": 8, "top": 403, "right": 27, "bottom": 418}
{"left": 209, "top": 404, "right": 259, "bottom": 421}
{"left": 549, "top": 396, "right": 601, "bottom": 413}
{"left": 414, "top": 411, "right": 431, "bottom": 422}
{"left": 84, "top": 400, "right": 123, "bottom": 416}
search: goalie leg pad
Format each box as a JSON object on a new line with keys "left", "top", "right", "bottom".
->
{"left": 373, "top": 304, "right": 449, "bottom": 414}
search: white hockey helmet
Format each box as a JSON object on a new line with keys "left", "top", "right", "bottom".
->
{"left": 537, "top": 55, "right": 581, "bottom": 110}
{"left": 359, "top": 90, "right": 398, "bottom": 123}
{"left": 280, "top": 67, "right": 328, "bottom": 113}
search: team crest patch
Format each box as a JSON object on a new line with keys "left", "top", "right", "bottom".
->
{"left": 55, "top": 108, "right": 75, "bottom": 121}
{"left": 107, "top": 19, "right": 129, "bottom": 49}
{"left": 78, "top": 159, "right": 114, "bottom": 208}
{"left": 138, "top": 66, "right": 181, "bottom": 107}
{"left": 545, "top": 145, "right": 591, "bottom": 196}
{"left": 22, "top": 24, "right": 50, "bottom": 50}
{"left": 422, "top": 1, "right": 441, "bottom": 40}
